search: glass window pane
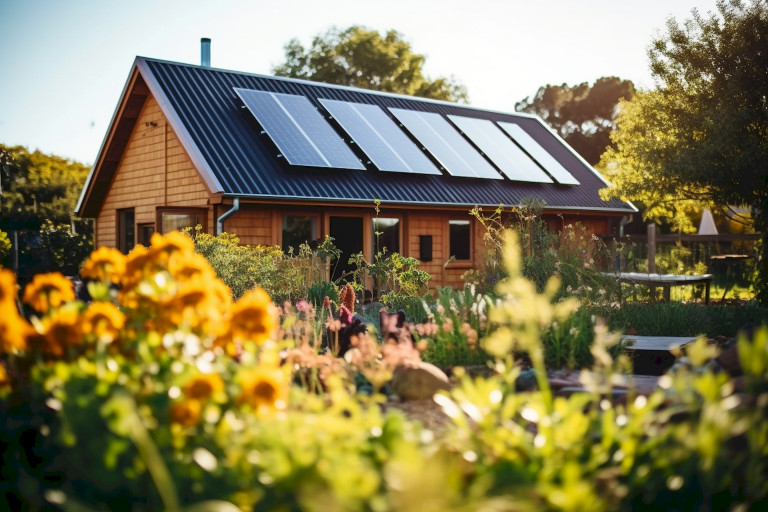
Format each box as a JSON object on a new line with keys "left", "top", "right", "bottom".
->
{"left": 162, "top": 213, "right": 201, "bottom": 234}
{"left": 449, "top": 220, "right": 471, "bottom": 260}
{"left": 373, "top": 218, "right": 400, "bottom": 254}
{"left": 282, "top": 216, "right": 318, "bottom": 252}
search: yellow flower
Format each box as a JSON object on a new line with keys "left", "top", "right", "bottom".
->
{"left": 160, "top": 279, "right": 231, "bottom": 333}
{"left": 149, "top": 231, "right": 195, "bottom": 265}
{"left": 80, "top": 301, "right": 125, "bottom": 342}
{"left": 22, "top": 272, "right": 75, "bottom": 313}
{"left": 0, "top": 310, "right": 31, "bottom": 354}
{"left": 121, "top": 245, "right": 155, "bottom": 290}
{"left": 238, "top": 366, "right": 288, "bottom": 415}
{"left": 225, "top": 288, "right": 277, "bottom": 345}
{"left": 81, "top": 246, "right": 126, "bottom": 283}
{"left": 183, "top": 373, "right": 224, "bottom": 401}
{"left": 40, "top": 306, "right": 82, "bottom": 356}
{"left": 0, "top": 269, "right": 19, "bottom": 305}
{"left": 170, "top": 399, "right": 202, "bottom": 428}
{"left": 167, "top": 252, "right": 216, "bottom": 282}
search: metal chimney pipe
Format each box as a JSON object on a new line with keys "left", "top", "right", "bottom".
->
{"left": 201, "top": 38, "right": 211, "bottom": 67}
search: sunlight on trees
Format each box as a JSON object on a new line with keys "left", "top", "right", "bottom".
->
{"left": 272, "top": 25, "right": 468, "bottom": 103}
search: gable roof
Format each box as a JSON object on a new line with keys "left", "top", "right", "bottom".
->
{"left": 76, "top": 57, "right": 635, "bottom": 217}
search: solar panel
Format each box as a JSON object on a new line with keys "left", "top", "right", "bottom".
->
{"left": 497, "top": 122, "right": 580, "bottom": 185}
{"left": 234, "top": 88, "right": 364, "bottom": 170}
{"left": 319, "top": 99, "right": 441, "bottom": 175}
{"left": 447, "top": 115, "right": 553, "bottom": 183}
{"left": 388, "top": 108, "right": 502, "bottom": 179}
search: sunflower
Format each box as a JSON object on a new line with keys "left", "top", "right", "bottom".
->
{"left": 121, "top": 245, "right": 155, "bottom": 290}
{"left": 238, "top": 365, "right": 288, "bottom": 415}
{"left": 0, "top": 269, "right": 19, "bottom": 304}
{"left": 81, "top": 246, "right": 126, "bottom": 283}
{"left": 167, "top": 252, "right": 217, "bottom": 282}
{"left": 80, "top": 301, "right": 125, "bottom": 342}
{"left": 149, "top": 231, "right": 195, "bottom": 265}
{"left": 0, "top": 311, "right": 31, "bottom": 354}
{"left": 40, "top": 306, "right": 82, "bottom": 356}
{"left": 22, "top": 272, "right": 75, "bottom": 313}
{"left": 225, "top": 288, "right": 277, "bottom": 345}
{"left": 169, "top": 399, "right": 202, "bottom": 428}
{"left": 183, "top": 373, "right": 224, "bottom": 401}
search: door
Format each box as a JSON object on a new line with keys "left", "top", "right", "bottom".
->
{"left": 329, "top": 216, "right": 364, "bottom": 282}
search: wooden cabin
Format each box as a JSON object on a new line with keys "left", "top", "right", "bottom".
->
{"left": 76, "top": 57, "right": 635, "bottom": 289}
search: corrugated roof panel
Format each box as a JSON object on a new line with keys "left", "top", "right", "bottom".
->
{"left": 140, "top": 58, "right": 633, "bottom": 212}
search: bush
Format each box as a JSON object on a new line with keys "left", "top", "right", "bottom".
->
{"left": 466, "top": 199, "right": 619, "bottom": 305}
{"left": 191, "top": 229, "right": 335, "bottom": 303}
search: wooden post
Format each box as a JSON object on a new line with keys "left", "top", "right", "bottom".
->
{"left": 647, "top": 223, "right": 657, "bottom": 300}
{"left": 647, "top": 223, "right": 656, "bottom": 273}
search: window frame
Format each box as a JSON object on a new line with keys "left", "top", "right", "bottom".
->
{"left": 155, "top": 207, "right": 208, "bottom": 235}
{"left": 117, "top": 208, "right": 135, "bottom": 254}
{"left": 371, "top": 216, "right": 402, "bottom": 256}
{"left": 447, "top": 218, "right": 473, "bottom": 266}
{"left": 280, "top": 213, "right": 321, "bottom": 253}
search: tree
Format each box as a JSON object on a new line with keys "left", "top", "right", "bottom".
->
{"left": 0, "top": 144, "right": 90, "bottom": 232}
{"left": 272, "top": 26, "right": 468, "bottom": 103}
{"left": 515, "top": 77, "right": 635, "bottom": 165}
{"left": 598, "top": 0, "right": 768, "bottom": 300}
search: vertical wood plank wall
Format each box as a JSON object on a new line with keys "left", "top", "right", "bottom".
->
{"left": 95, "top": 96, "right": 209, "bottom": 247}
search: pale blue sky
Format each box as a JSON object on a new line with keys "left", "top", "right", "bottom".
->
{"left": 0, "top": 0, "right": 713, "bottom": 165}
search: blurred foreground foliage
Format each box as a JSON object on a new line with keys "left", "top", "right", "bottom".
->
{"left": 1, "top": 230, "right": 767, "bottom": 511}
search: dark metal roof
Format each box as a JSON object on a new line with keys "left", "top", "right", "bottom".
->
{"left": 80, "top": 57, "right": 635, "bottom": 215}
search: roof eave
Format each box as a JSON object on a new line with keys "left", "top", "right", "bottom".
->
{"left": 135, "top": 57, "right": 223, "bottom": 194}
{"left": 75, "top": 64, "right": 143, "bottom": 217}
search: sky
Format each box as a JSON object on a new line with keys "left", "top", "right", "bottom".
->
{"left": 0, "top": 0, "right": 716, "bottom": 165}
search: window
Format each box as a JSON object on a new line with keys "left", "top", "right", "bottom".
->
{"left": 137, "top": 223, "right": 155, "bottom": 246}
{"left": 282, "top": 215, "right": 318, "bottom": 252}
{"left": 372, "top": 217, "right": 400, "bottom": 255}
{"left": 117, "top": 208, "right": 135, "bottom": 254}
{"left": 156, "top": 208, "right": 207, "bottom": 234}
{"left": 449, "top": 220, "right": 471, "bottom": 260}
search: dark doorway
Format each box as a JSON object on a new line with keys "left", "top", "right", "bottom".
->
{"left": 330, "top": 216, "right": 363, "bottom": 282}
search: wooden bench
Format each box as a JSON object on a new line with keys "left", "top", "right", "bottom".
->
{"left": 610, "top": 272, "right": 714, "bottom": 304}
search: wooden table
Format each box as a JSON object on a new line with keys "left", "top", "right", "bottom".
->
{"left": 610, "top": 272, "right": 714, "bottom": 304}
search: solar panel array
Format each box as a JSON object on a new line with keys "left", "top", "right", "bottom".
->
{"left": 235, "top": 87, "right": 581, "bottom": 185}
{"left": 448, "top": 115, "right": 553, "bottom": 183}
{"left": 235, "top": 88, "right": 364, "bottom": 170}
{"left": 319, "top": 99, "right": 440, "bottom": 175}
{"left": 497, "top": 122, "right": 580, "bottom": 185}
{"left": 388, "top": 108, "right": 502, "bottom": 179}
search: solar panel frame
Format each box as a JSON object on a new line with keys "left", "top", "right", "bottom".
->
{"left": 497, "top": 122, "right": 580, "bottom": 185}
{"left": 447, "top": 115, "right": 553, "bottom": 183}
{"left": 319, "top": 99, "right": 441, "bottom": 175}
{"left": 235, "top": 88, "right": 364, "bottom": 170}
{"left": 388, "top": 108, "right": 502, "bottom": 180}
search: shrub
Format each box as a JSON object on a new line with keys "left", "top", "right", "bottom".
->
{"left": 191, "top": 229, "right": 335, "bottom": 303}
{"left": 466, "top": 199, "right": 619, "bottom": 305}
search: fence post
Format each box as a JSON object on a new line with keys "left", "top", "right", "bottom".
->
{"left": 647, "top": 223, "right": 656, "bottom": 273}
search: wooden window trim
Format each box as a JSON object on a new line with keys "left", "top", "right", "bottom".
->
{"left": 371, "top": 215, "right": 403, "bottom": 256}
{"left": 278, "top": 212, "right": 322, "bottom": 252}
{"left": 156, "top": 207, "right": 208, "bottom": 234}
{"left": 445, "top": 218, "right": 474, "bottom": 269}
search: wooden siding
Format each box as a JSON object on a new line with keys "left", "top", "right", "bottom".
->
{"left": 221, "top": 206, "right": 273, "bottom": 246}
{"left": 95, "top": 95, "right": 210, "bottom": 248}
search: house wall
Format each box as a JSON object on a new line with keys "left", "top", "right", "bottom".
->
{"left": 92, "top": 94, "right": 620, "bottom": 292}
{"left": 95, "top": 96, "right": 210, "bottom": 247}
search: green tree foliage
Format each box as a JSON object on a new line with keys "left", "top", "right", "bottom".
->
{"left": 272, "top": 26, "right": 469, "bottom": 103}
{"left": 0, "top": 143, "right": 90, "bottom": 231}
{"left": 0, "top": 230, "right": 10, "bottom": 263}
{"left": 515, "top": 77, "right": 635, "bottom": 165}
{"left": 598, "top": 0, "right": 768, "bottom": 300}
